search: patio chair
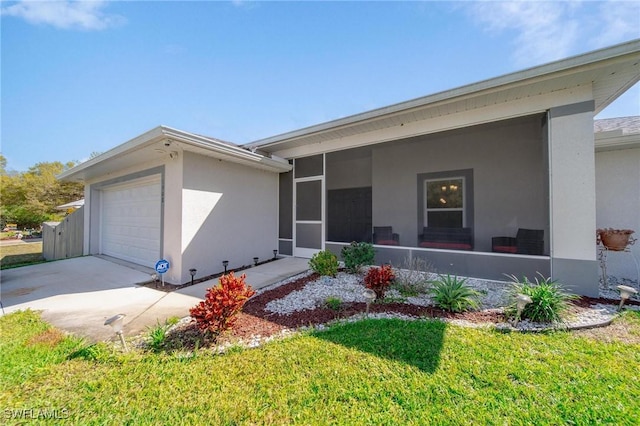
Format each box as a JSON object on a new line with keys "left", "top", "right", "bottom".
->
{"left": 492, "top": 228, "right": 544, "bottom": 255}
{"left": 373, "top": 226, "right": 400, "bottom": 246}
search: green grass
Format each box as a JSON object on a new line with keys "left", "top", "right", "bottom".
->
{"left": 1, "top": 310, "right": 639, "bottom": 425}
{"left": 0, "top": 241, "right": 45, "bottom": 269}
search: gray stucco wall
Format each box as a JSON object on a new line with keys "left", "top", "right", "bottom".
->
{"left": 596, "top": 146, "right": 640, "bottom": 281}
{"left": 370, "top": 115, "right": 549, "bottom": 252}
{"left": 181, "top": 152, "right": 279, "bottom": 283}
{"left": 326, "top": 147, "right": 372, "bottom": 190}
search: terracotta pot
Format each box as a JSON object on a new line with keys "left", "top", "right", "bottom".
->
{"left": 599, "top": 230, "right": 635, "bottom": 251}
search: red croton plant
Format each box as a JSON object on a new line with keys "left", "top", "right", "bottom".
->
{"left": 190, "top": 272, "right": 256, "bottom": 337}
{"left": 364, "top": 264, "right": 396, "bottom": 299}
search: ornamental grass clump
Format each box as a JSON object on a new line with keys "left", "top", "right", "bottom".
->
{"left": 364, "top": 264, "right": 396, "bottom": 299}
{"left": 505, "top": 273, "right": 577, "bottom": 323}
{"left": 429, "top": 274, "right": 480, "bottom": 312}
{"left": 341, "top": 242, "right": 375, "bottom": 274}
{"left": 392, "top": 255, "right": 432, "bottom": 296}
{"left": 309, "top": 250, "right": 339, "bottom": 277}
{"left": 324, "top": 296, "right": 343, "bottom": 312}
{"left": 190, "top": 272, "right": 255, "bottom": 338}
{"left": 146, "top": 317, "right": 180, "bottom": 352}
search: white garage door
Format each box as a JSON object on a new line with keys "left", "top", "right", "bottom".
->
{"left": 101, "top": 175, "right": 162, "bottom": 267}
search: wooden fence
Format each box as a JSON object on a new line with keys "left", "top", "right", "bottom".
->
{"left": 42, "top": 206, "right": 84, "bottom": 261}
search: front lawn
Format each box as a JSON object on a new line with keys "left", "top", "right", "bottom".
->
{"left": 1, "top": 310, "right": 639, "bottom": 424}
{"left": 0, "top": 242, "right": 44, "bottom": 269}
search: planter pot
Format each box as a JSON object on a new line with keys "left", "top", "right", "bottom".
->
{"left": 597, "top": 229, "right": 636, "bottom": 251}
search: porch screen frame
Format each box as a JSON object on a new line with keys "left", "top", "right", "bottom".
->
{"left": 293, "top": 155, "right": 325, "bottom": 258}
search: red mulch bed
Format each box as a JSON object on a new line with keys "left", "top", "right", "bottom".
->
{"left": 168, "top": 273, "right": 632, "bottom": 349}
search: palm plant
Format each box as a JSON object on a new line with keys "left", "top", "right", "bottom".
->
{"left": 429, "top": 274, "right": 480, "bottom": 312}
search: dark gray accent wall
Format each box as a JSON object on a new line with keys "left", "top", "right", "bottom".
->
{"left": 326, "top": 147, "right": 372, "bottom": 190}
{"left": 279, "top": 240, "right": 293, "bottom": 256}
{"left": 373, "top": 247, "right": 549, "bottom": 280}
{"left": 296, "top": 180, "right": 322, "bottom": 221}
{"left": 552, "top": 258, "right": 599, "bottom": 297}
{"left": 548, "top": 100, "right": 595, "bottom": 119}
{"left": 296, "top": 224, "right": 322, "bottom": 249}
{"left": 325, "top": 242, "right": 551, "bottom": 285}
{"left": 279, "top": 171, "right": 293, "bottom": 239}
{"left": 295, "top": 154, "right": 323, "bottom": 178}
{"left": 371, "top": 114, "right": 549, "bottom": 252}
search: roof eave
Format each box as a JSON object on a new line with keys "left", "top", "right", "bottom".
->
{"left": 58, "top": 126, "right": 291, "bottom": 182}
{"left": 58, "top": 126, "right": 166, "bottom": 181}
{"left": 245, "top": 39, "right": 640, "bottom": 150}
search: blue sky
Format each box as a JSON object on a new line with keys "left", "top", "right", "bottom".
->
{"left": 2, "top": 1, "right": 639, "bottom": 171}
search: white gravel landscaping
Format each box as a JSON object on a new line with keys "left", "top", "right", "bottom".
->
{"left": 261, "top": 266, "right": 638, "bottom": 331}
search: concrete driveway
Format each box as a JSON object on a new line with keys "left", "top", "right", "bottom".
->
{"left": 1, "top": 256, "right": 308, "bottom": 342}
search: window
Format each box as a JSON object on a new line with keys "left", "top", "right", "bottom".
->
{"left": 424, "top": 177, "right": 465, "bottom": 228}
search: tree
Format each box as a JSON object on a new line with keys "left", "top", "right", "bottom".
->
{"left": 0, "top": 159, "right": 84, "bottom": 228}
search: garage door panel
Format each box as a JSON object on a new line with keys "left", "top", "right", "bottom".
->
{"left": 101, "top": 176, "right": 161, "bottom": 267}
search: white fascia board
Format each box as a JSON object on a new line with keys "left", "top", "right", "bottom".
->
{"left": 595, "top": 132, "right": 640, "bottom": 151}
{"left": 161, "top": 127, "right": 292, "bottom": 172}
{"left": 58, "top": 126, "right": 291, "bottom": 182}
{"left": 246, "top": 39, "right": 640, "bottom": 150}
{"left": 57, "top": 126, "right": 167, "bottom": 181}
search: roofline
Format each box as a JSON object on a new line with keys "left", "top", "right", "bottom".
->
{"left": 245, "top": 39, "right": 640, "bottom": 150}
{"left": 160, "top": 126, "right": 291, "bottom": 171}
{"left": 59, "top": 126, "right": 291, "bottom": 181}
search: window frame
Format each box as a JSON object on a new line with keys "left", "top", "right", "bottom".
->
{"left": 416, "top": 169, "right": 474, "bottom": 235}
{"left": 423, "top": 176, "right": 466, "bottom": 228}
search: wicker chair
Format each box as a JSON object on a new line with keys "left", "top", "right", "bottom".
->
{"left": 492, "top": 228, "right": 544, "bottom": 255}
{"left": 373, "top": 226, "right": 400, "bottom": 246}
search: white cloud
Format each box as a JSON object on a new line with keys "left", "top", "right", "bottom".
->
{"left": 1, "top": 0, "right": 125, "bottom": 31}
{"left": 465, "top": 1, "right": 639, "bottom": 68}
{"left": 593, "top": 1, "right": 640, "bottom": 48}
{"left": 467, "top": 1, "right": 582, "bottom": 67}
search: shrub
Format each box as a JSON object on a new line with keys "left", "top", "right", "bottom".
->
{"left": 393, "top": 256, "right": 432, "bottom": 296}
{"left": 309, "top": 250, "right": 339, "bottom": 277}
{"left": 341, "top": 242, "right": 375, "bottom": 274}
{"left": 189, "top": 272, "right": 255, "bottom": 338}
{"left": 324, "top": 296, "right": 343, "bottom": 311}
{"left": 505, "top": 274, "right": 577, "bottom": 323}
{"left": 364, "top": 265, "right": 396, "bottom": 299}
{"left": 429, "top": 274, "right": 480, "bottom": 312}
{"left": 146, "top": 317, "right": 179, "bottom": 352}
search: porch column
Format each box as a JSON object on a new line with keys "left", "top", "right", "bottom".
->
{"left": 548, "top": 101, "right": 599, "bottom": 296}
{"left": 164, "top": 156, "right": 183, "bottom": 284}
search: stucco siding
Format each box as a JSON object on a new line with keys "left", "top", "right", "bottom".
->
{"left": 163, "top": 157, "right": 183, "bottom": 283}
{"left": 548, "top": 104, "right": 598, "bottom": 295}
{"left": 326, "top": 148, "right": 372, "bottom": 190}
{"left": 181, "top": 152, "right": 279, "bottom": 284}
{"left": 596, "top": 147, "right": 640, "bottom": 281}
{"left": 549, "top": 106, "right": 597, "bottom": 261}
